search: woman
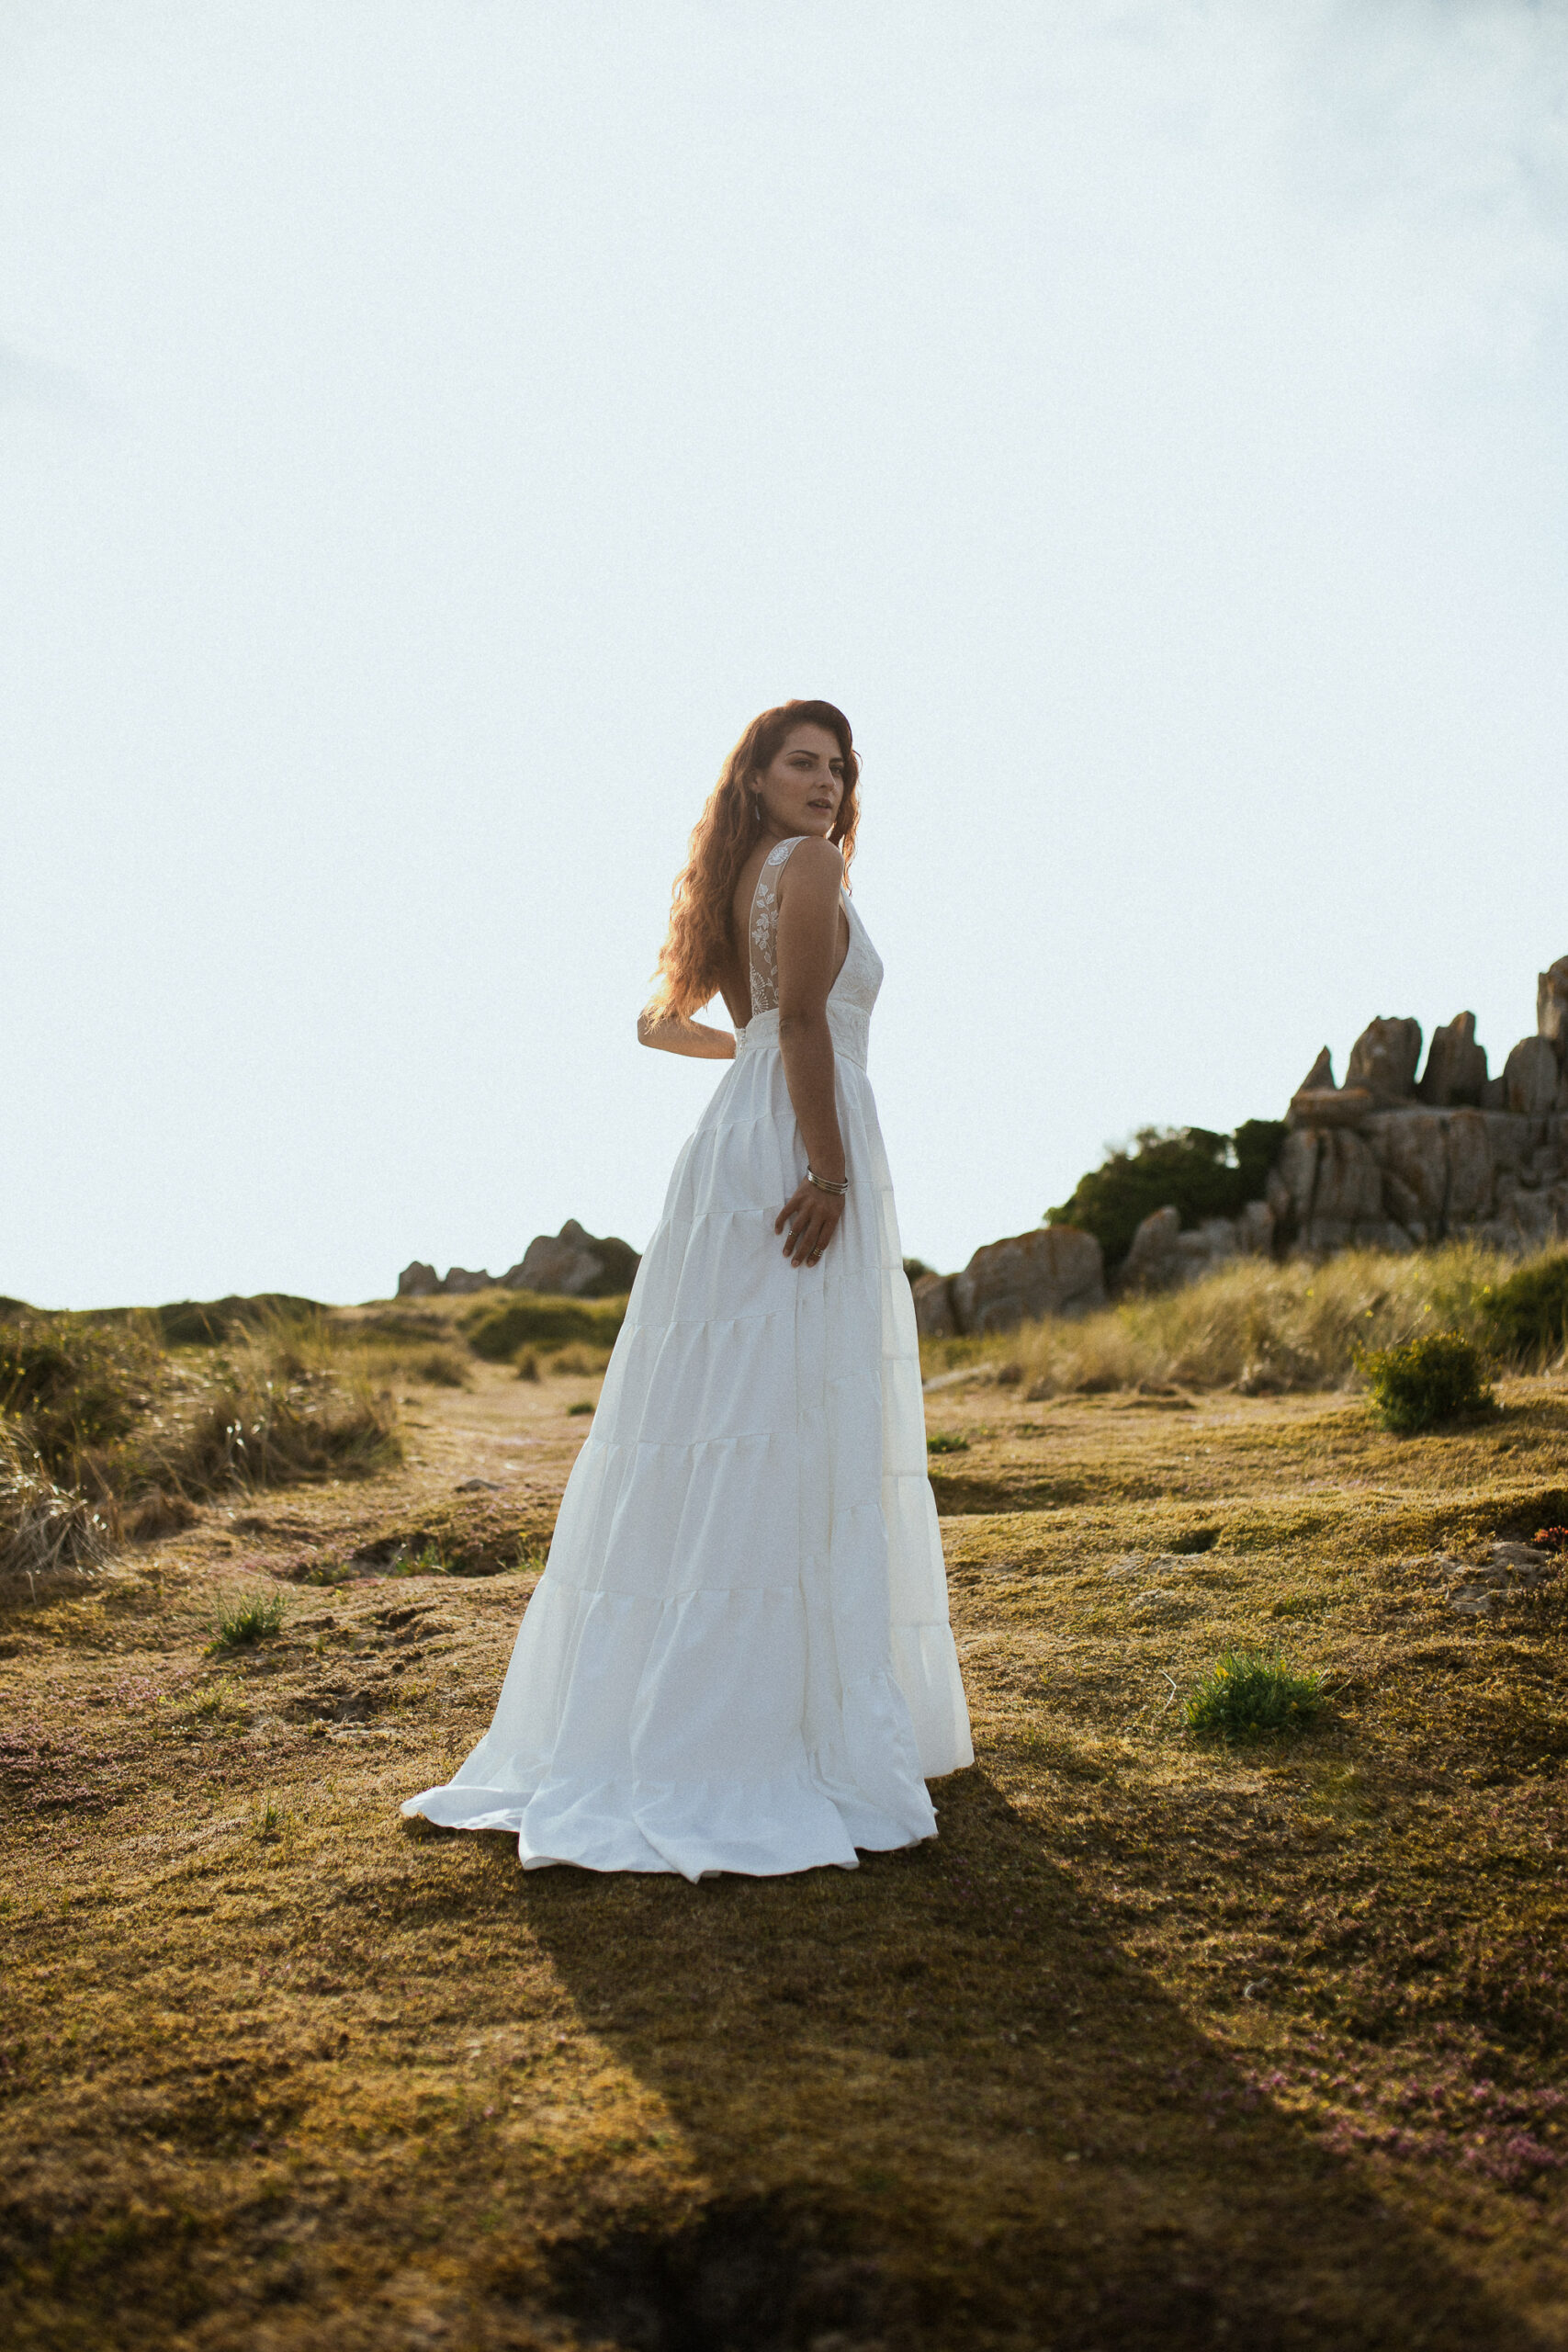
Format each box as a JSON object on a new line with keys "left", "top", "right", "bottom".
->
{"left": 403, "top": 700, "right": 972, "bottom": 1877}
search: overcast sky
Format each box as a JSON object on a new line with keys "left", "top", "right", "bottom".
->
{"left": 4, "top": 0, "right": 1566, "bottom": 1308}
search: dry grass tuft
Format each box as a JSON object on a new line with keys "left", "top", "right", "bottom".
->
{"left": 923, "top": 1240, "right": 1537, "bottom": 1396}
{"left": 0, "top": 1419, "right": 111, "bottom": 1580}
{"left": 159, "top": 1346, "right": 401, "bottom": 1495}
{"left": 0, "top": 1310, "right": 404, "bottom": 1586}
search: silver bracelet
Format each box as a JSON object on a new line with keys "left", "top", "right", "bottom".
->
{"left": 807, "top": 1165, "right": 849, "bottom": 1197}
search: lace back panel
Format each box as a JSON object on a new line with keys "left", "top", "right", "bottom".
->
{"left": 740, "top": 835, "right": 883, "bottom": 1068}
{"left": 748, "top": 835, "right": 805, "bottom": 1017}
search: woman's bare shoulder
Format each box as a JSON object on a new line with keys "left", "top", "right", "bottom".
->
{"left": 778, "top": 835, "right": 844, "bottom": 892}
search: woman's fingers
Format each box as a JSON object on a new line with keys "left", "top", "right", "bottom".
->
{"left": 775, "top": 1182, "right": 843, "bottom": 1265}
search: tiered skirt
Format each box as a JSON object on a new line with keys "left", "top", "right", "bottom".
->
{"left": 401, "top": 1008, "right": 973, "bottom": 1877}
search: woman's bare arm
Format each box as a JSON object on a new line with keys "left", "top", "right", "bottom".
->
{"left": 637, "top": 1007, "right": 737, "bottom": 1060}
{"left": 773, "top": 836, "right": 848, "bottom": 1266}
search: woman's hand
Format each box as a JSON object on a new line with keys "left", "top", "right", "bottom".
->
{"left": 637, "top": 1008, "right": 736, "bottom": 1059}
{"left": 775, "top": 1178, "right": 845, "bottom": 1267}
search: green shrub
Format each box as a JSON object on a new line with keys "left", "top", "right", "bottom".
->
{"left": 1356, "top": 1330, "right": 1495, "bottom": 1433}
{"left": 1480, "top": 1251, "right": 1568, "bottom": 1367}
{"left": 461, "top": 1292, "right": 627, "bottom": 1362}
{"left": 926, "top": 1432, "right": 968, "bottom": 1454}
{"left": 1185, "top": 1651, "right": 1325, "bottom": 1742}
{"left": 209, "top": 1591, "right": 287, "bottom": 1651}
{"left": 1045, "top": 1120, "right": 1287, "bottom": 1271}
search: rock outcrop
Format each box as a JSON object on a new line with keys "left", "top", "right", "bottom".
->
{"left": 1418, "top": 1012, "right": 1487, "bottom": 1108}
{"left": 397, "top": 1261, "right": 493, "bottom": 1296}
{"left": 396, "top": 1221, "right": 641, "bottom": 1301}
{"left": 918, "top": 951, "right": 1568, "bottom": 1323}
{"left": 1121, "top": 1199, "right": 1275, "bottom": 1294}
{"left": 1269, "top": 960, "right": 1568, "bottom": 1260}
{"left": 1345, "top": 1016, "right": 1423, "bottom": 1107}
{"left": 913, "top": 1225, "right": 1104, "bottom": 1339}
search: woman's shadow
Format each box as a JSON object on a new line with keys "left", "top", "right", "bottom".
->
{"left": 468, "top": 1765, "right": 1547, "bottom": 2352}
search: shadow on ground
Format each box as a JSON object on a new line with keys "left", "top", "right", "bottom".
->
{"left": 494, "top": 1766, "right": 1543, "bottom": 2352}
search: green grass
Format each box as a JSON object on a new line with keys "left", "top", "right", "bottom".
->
{"left": 391, "top": 1541, "right": 447, "bottom": 1577}
{"left": 1358, "top": 1331, "right": 1495, "bottom": 1435}
{"left": 926, "top": 1431, "right": 969, "bottom": 1454}
{"left": 1481, "top": 1250, "right": 1568, "bottom": 1368}
{"left": 1185, "top": 1648, "right": 1326, "bottom": 1741}
{"left": 207, "top": 1591, "right": 287, "bottom": 1652}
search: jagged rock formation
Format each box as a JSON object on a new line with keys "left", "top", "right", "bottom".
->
{"left": 913, "top": 1226, "right": 1104, "bottom": 1338}
{"left": 919, "top": 954, "right": 1568, "bottom": 1322}
{"left": 1270, "top": 959, "right": 1568, "bottom": 1259}
{"left": 397, "top": 1221, "right": 640, "bottom": 1301}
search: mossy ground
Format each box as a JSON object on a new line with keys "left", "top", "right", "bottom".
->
{"left": 3, "top": 1359, "right": 1567, "bottom": 2348}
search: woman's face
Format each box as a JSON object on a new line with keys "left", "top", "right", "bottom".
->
{"left": 754, "top": 723, "right": 846, "bottom": 839}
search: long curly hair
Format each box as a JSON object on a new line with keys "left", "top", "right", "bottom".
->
{"left": 649, "top": 700, "right": 861, "bottom": 1019}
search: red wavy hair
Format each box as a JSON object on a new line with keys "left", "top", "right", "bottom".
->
{"left": 650, "top": 700, "right": 861, "bottom": 1019}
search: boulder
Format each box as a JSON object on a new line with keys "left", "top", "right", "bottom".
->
{"left": 1483, "top": 1113, "right": 1537, "bottom": 1173}
{"left": 948, "top": 1225, "right": 1105, "bottom": 1335}
{"left": 911, "top": 1272, "right": 960, "bottom": 1339}
{"left": 1265, "top": 1165, "right": 1294, "bottom": 1233}
{"left": 1505, "top": 1036, "right": 1559, "bottom": 1119}
{"left": 1346, "top": 1017, "right": 1422, "bottom": 1105}
{"left": 440, "top": 1266, "right": 493, "bottom": 1295}
{"left": 1289, "top": 1046, "right": 1376, "bottom": 1129}
{"left": 1445, "top": 1108, "right": 1495, "bottom": 1227}
{"left": 1275, "top": 1130, "right": 1323, "bottom": 1232}
{"left": 502, "top": 1219, "right": 641, "bottom": 1299}
{"left": 1237, "top": 1199, "right": 1275, "bottom": 1256}
{"left": 1117, "top": 1207, "right": 1269, "bottom": 1294}
{"left": 1121, "top": 1205, "right": 1181, "bottom": 1293}
{"left": 1539, "top": 957, "right": 1568, "bottom": 1063}
{"left": 397, "top": 1261, "right": 441, "bottom": 1298}
{"left": 1381, "top": 1168, "right": 1423, "bottom": 1232}
{"left": 1418, "top": 1012, "right": 1487, "bottom": 1108}
{"left": 1309, "top": 1127, "right": 1384, "bottom": 1227}
{"left": 1491, "top": 1184, "right": 1568, "bottom": 1250}
{"left": 1290, "top": 1086, "right": 1372, "bottom": 1129}
{"left": 1177, "top": 1217, "right": 1243, "bottom": 1281}
{"left": 1365, "top": 1112, "right": 1447, "bottom": 1235}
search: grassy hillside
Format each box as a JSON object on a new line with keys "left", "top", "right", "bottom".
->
{"left": 923, "top": 1238, "right": 1568, "bottom": 1397}
{"left": 1, "top": 1278, "right": 1566, "bottom": 2347}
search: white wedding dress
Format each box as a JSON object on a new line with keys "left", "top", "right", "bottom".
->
{"left": 402, "top": 837, "right": 973, "bottom": 1876}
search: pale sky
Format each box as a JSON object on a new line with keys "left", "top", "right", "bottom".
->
{"left": 4, "top": 0, "right": 1566, "bottom": 1308}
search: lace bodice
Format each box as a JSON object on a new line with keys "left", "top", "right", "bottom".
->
{"left": 743, "top": 836, "right": 883, "bottom": 1065}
